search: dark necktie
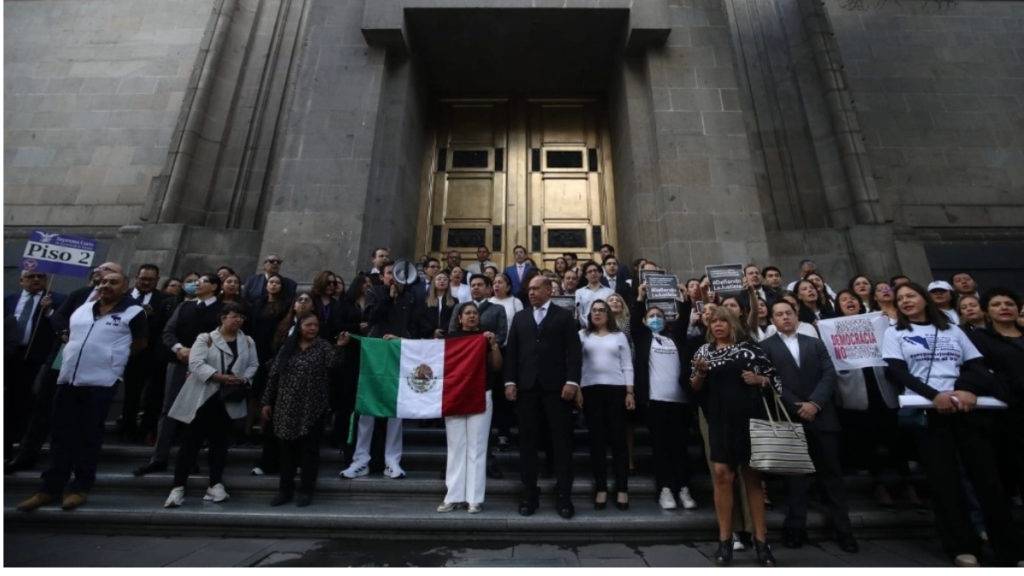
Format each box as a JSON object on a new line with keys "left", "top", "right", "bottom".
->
{"left": 17, "top": 293, "right": 37, "bottom": 343}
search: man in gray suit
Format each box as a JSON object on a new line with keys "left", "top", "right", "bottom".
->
{"left": 760, "top": 300, "right": 857, "bottom": 553}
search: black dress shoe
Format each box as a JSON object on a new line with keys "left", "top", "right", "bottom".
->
{"left": 296, "top": 492, "right": 312, "bottom": 508}
{"left": 133, "top": 461, "right": 167, "bottom": 477}
{"left": 782, "top": 528, "right": 805, "bottom": 549}
{"left": 755, "top": 539, "right": 776, "bottom": 567}
{"left": 518, "top": 497, "right": 538, "bottom": 516}
{"left": 714, "top": 540, "right": 734, "bottom": 566}
{"left": 557, "top": 501, "right": 575, "bottom": 519}
{"left": 270, "top": 492, "right": 293, "bottom": 507}
{"left": 614, "top": 493, "right": 629, "bottom": 511}
{"left": 593, "top": 491, "right": 607, "bottom": 510}
{"left": 836, "top": 532, "right": 859, "bottom": 553}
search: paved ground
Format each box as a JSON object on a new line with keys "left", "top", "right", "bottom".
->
{"left": 3, "top": 531, "right": 955, "bottom": 567}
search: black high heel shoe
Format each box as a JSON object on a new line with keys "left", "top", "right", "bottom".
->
{"left": 754, "top": 539, "right": 776, "bottom": 567}
{"left": 714, "top": 540, "right": 734, "bottom": 566}
{"left": 593, "top": 490, "right": 607, "bottom": 510}
{"left": 615, "top": 492, "right": 629, "bottom": 511}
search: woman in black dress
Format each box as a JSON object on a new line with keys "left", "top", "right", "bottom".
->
{"left": 690, "top": 306, "right": 778, "bottom": 567}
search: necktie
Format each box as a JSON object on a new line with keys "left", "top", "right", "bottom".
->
{"left": 17, "top": 293, "right": 37, "bottom": 344}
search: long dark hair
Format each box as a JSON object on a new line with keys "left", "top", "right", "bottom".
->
{"left": 585, "top": 299, "right": 619, "bottom": 334}
{"left": 894, "top": 282, "right": 951, "bottom": 331}
{"left": 274, "top": 311, "right": 321, "bottom": 366}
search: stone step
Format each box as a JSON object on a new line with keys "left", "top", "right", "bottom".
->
{"left": 4, "top": 463, "right": 915, "bottom": 500}
{"left": 3, "top": 487, "right": 945, "bottom": 541}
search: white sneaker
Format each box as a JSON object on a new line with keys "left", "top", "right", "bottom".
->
{"left": 250, "top": 466, "right": 264, "bottom": 476}
{"left": 678, "top": 487, "right": 697, "bottom": 510}
{"left": 383, "top": 465, "right": 406, "bottom": 479}
{"left": 658, "top": 487, "right": 677, "bottom": 510}
{"left": 203, "top": 483, "right": 229, "bottom": 503}
{"left": 164, "top": 486, "right": 185, "bottom": 508}
{"left": 340, "top": 463, "right": 369, "bottom": 479}
{"left": 953, "top": 554, "right": 979, "bottom": 567}
{"left": 732, "top": 533, "right": 746, "bottom": 552}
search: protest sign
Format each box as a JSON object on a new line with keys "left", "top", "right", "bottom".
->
{"left": 816, "top": 312, "right": 890, "bottom": 370}
{"left": 705, "top": 263, "right": 744, "bottom": 298}
{"left": 22, "top": 230, "right": 96, "bottom": 278}
{"left": 646, "top": 273, "right": 679, "bottom": 301}
{"left": 550, "top": 295, "right": 577, "bottom": 319}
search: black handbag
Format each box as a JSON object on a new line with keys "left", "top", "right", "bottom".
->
{"left": 217, "top": 336, "right": 250, "bottom": 403}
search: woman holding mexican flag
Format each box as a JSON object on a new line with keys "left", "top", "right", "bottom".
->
{"left": 438, "top": 301, "right": 503, "bottom": 513}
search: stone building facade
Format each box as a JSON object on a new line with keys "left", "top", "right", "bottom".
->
{"left": 4, "top": 0, "right": 1023, "bottom": 293}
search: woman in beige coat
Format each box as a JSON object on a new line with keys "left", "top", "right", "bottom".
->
{"left": 164, "top": 303, "right": 259, "bottom": 507}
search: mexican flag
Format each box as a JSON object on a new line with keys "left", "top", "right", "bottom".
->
{"left": 352, "top": 334, "right": 488, "bottom": 419}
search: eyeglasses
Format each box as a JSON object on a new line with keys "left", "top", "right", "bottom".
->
{"left": 591, "top": 307, "right": 609, "bottom": 314}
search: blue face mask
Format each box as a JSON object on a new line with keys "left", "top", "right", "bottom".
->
{"left": 646, "top": 317, "right": 664, "bottom": 333}
{"left": 183, "top": 281, "right": 198, "bottom": 296}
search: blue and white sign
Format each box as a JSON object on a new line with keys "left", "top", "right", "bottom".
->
{"left": 22, "top": 230, "right": 97, "bottom": 278}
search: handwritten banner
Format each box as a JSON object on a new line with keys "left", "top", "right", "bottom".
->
{"left": 817, "top": 312, "right": 891, "bottom": 370}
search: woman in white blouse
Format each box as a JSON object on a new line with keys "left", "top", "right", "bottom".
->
{"left": 489, "top": 273, "right": 524, "bottom": 346}
{"left": 579, "top": 299, "right": 635, "bottom": 510}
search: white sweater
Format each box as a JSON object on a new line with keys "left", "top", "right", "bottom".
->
{"left": 579, "top": 330, "right": 634, "bottom": 387}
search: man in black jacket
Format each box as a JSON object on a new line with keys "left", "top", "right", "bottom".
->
{"left": 135, "top": 273, "right": 223, "bottom": 476}
{"left": 760, "top": 300, "right": 857, "bottom": 552}
{"left": 119, "top": 263, "right": 168, "bottom": 441}
{"left": 503, "top": 275, "right": 583, "bottom": 518}
{"left": 243, "top": 254, "right": 297, "bottom": 304}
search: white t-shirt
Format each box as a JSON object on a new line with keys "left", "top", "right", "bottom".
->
{"left": 579, "top": 331, "right": 634, "bottom": 387}
{"left": 451, "top": 284, "right": 471, "bottom": 304}
{"left": 648, "top": 334, "right": 684, "bottom": 403}
{"left": 881, "top": 322, "right": 982, "bottom": 397}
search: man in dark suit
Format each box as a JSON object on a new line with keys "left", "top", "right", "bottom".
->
{"left": 504, "top": 245, "right": 534, "bottom": 296}
{"left": 120, "top": 263, "right": 168, "bottom": 441}
{"left": 135, "top": 273, "right": 223, "bottom": 476}
{"left": 503, "top": 275, "right": 583, "bottom": 518}
{"left": 599, "top": 254, "right": 634, "bottom": 303}
{"left": 598, "top": 243, "right": 632, "bottom": 290}
{"left": 5, "top": 262, "right": 120, "bottom": 473}
{"left": 243, "top": 254, "right": 297, "bottom": 304}
{"left": 760, "top": 300, "right": 857, "bottom": 553}
{"left": 4, "top": 270, "right": 66, "bottom": 460}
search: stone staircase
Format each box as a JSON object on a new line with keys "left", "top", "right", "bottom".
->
{"left": 3, "top": 423, "right": 961, "bottom": 542}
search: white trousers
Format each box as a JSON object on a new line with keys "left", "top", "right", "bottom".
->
{"left": 443, "top": 391, "right": 493, "bottom": 505}
{"left": 350, "top": 416, "right": 403, "bottom": 469}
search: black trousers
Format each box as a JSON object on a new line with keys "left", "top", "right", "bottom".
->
{"left": 516, "top": 388, "right": 574, "bottom": 500}
{"left": 583, "top": 385, "right": 628, "bottom": 492}
{"left": 784, "top": 428, "right": 853, "bottom": 533}
{"left": 647, "top": 400, "right": 691, "bottom": 492}
{"left": 992, "top": 407, "right": 1024, "bottom": 501}
{"left": 278, "top": 425, "right": 322, "bottom": 495}
{"left": 121, "top": 351, "right": 156, "bottom": 436}
{"left": 140, "top": 356, "right": 169, "bottom": 437}
{"left": 41, "top": 384, "right": 118, "bottom": 495}
{"left": 5, "top": 351, "right": 43, "bottom": 458}
{"left": 839, "top": 380, "right": 911, "bottom": 485}
{"left": 14, "top": 365, "right": 58, "bottom": 464}
{"left": 172, "top": 395, "right": 231, "bottom": 487}
{"left": 920, "top": 411, "right": 1022, "bottom": 565}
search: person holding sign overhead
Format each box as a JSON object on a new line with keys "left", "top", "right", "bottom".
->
{"left": 881, "top": 282, "right": 1023, "bottom": 567}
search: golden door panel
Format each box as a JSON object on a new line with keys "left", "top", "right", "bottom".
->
{"left": 417, "top": 98, "right": 616, "bottom": 269}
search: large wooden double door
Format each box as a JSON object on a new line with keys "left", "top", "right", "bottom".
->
{"left": 417, "top": 98, "right": 617, "bottom": 270}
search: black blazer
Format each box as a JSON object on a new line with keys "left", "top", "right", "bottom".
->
{"left": 502, "top": 302, "right": 582, "bottom": 393}
{"left": 629, "top": 299, "right": 692, "bottom": 405}
{"left": 760, "top": 333, "right": 840, "bottom": 432}
{"left": 4, "top": 289, "right": 67, "bottom": 363}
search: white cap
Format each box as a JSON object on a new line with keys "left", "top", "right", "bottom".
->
{"left": 927, "top": 280, "right": 954, "bottom": 292}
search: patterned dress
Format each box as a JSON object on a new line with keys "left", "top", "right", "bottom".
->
{"left": 692, "top": 340, "right": 780, "bottom": 468}
{"left": 262, "top": 339, "right": 343, "bottom": 440}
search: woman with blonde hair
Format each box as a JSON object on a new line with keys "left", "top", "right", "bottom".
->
{"left": 423, "top": 271, "right": 457, "bottom": 338}
{"left": 690, "top": 306, "right": 779, "bottom": 566}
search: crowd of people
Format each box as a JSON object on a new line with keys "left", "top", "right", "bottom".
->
{"left": 5, "top": 244, "right": 1024, "bottom": 567}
